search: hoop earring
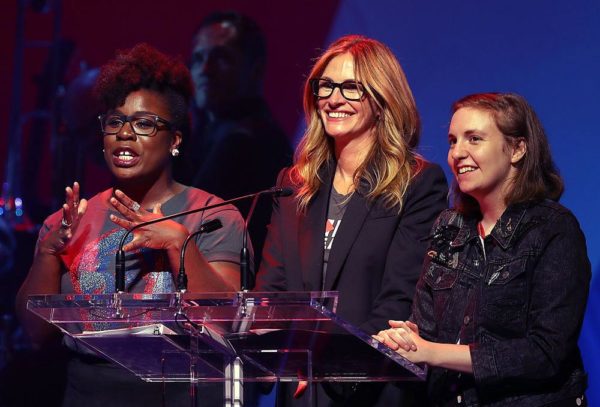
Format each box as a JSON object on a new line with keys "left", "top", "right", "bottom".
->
{"left": 171, "top": 148, "right": 180, "bottom": 157}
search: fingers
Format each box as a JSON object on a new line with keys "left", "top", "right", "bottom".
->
{"left": 72, "top": 181, "right": 80, "bottom": 208}
{"left": 122, "top": 237, "right": 145, "bottom": 252}
{"left": 110, "top": 213, "right": 135, "bottom": 230}
{"left": 61, "top": 205, "right": 73, "bottom": 227}
{"left": 62, "top": 182, "right": 85, "bottom": 226}
{"left": 113, "top": 190, "right": 142, "bottom": 214}
{"left": 405, "top": 320, "right": 419, "bottom": 335}
{"left": 373, "top": 330, "right": 398, "bottom": 350}
{"left": 390, "top": 327, "right": 417, "bottom": 351}
{"left": 375, "top": 327, "right": 416, "bottom": 352}
{"left": 77, "top": 199, "right": 88, "bottom": 217}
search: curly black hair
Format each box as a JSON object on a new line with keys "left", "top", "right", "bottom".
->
{"left": 95, "top": 43, "right": 193, "bottom": 132}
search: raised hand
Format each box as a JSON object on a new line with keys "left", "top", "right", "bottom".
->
{"left": 38, "top": 182, "right": 88, "bottom": 255}
{"left": 109, "top": 189, "right": 188, "bottom": 252}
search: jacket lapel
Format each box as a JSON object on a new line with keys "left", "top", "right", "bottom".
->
{"left": 323, "top": 188, "right": 372, "bottom": 291}
{"left": 297, "top": 164, "right": 333, "bottom": 292}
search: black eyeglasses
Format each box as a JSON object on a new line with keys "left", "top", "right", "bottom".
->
{"left": 98, "top": 114, "right": 175, "bottom": 137}
{"left": 309, "top": 78, "right": 366, "bottom": 101}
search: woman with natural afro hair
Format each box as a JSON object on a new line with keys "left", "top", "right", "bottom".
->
{"left": 17, "top": 43, "right": 245, "bottom": 406}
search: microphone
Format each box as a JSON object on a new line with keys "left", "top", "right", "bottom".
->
{"left": 177, "top": 218, "right": 223, "bottom": 292}
{"left": 240, "top": 186, "right": 293, "bottom": 291}
{"left": 114, "top": 186, "right": 293, "bottom": 292}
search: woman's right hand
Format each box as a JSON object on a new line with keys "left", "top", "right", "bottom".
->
{"left": 38, "top": 182, "right": 87, "bottom": 256}
{"left": 373, "top": 320, "right": 419, "bottom": 352}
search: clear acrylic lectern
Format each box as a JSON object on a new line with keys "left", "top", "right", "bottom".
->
{"left": 27, "top": 291, "right": 425, "bottom": 406}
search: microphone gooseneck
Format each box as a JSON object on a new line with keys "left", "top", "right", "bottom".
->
{"left": 177, "top": 218, "right": 223, "bottom": 292}
{"left": 114, "top": 186, "right": 293, "bottom": 293}
{"left": 240, "top": 186, "right": 294, "bottom": 291}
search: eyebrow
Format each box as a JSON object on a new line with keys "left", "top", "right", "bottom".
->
{"left": 448, "top": 129, "right": 487, "bottom": 138}
{"left": 458, "top": 129, "right": 486, "bottom": 136}
{"left": 316, "top": 77, "right": 360, "bottom": 83}
{"left": 110, "top": 110, "right": 159, "bottom": 116}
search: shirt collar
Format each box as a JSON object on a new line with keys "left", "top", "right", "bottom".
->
{"left": 448, "top": 203, "right": 529, "bottom": 250}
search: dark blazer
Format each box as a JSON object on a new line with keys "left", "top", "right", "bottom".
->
{"left": 255, "top": 160, "right": 448, "bottom": 406}
{"left": 257, "top": 160, "right": 448, "bottom": 334}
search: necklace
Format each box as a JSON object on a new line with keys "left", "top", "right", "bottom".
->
{"left": 331, "top": 188, "right": 352, "bottom": 207}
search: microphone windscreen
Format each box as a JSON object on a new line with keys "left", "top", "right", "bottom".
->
{"left": 271, "top": 187, "right": 294, "bottom": 197}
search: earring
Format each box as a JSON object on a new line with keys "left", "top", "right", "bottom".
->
{"left": 171, "top": 148, "right": 180, "bottom": 157}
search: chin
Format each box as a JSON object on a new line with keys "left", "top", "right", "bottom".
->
{"left": 111, "top": 168, "right": 141, "bottom": 181}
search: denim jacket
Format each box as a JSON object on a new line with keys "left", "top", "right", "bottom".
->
{"left": 411, "top": 200, "right": 590, "bottom": 406}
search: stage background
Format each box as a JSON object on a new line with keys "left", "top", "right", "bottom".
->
{"left": 1, "top": 0, "right": 598, "bottom": 404}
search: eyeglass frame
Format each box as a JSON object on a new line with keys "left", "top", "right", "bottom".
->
{"left": 309, "top": 78, "right": 367, "bottom": 102}
{"left": 98, "top": 113, "right": 176, "bottom": 137}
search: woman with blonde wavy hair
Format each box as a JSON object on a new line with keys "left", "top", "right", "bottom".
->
{"left": 255, "top": 34, "right": 448, "bottom": 406}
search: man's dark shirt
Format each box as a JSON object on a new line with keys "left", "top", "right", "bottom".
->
{"left": 174, "top": 97, "right": 293, "bottom": 277}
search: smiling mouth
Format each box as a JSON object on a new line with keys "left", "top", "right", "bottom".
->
{"left": 457, "top": 166, "right": 477, "bottom": 174}
{"left": 327, "top": 111, "right": 352, "bottom": 118}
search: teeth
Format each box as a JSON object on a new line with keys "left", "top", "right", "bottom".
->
{"left": 116, "top": 150, "right": 135, "bottom": 161}
{"left": 458, "top": 167, "right": 476, "bottom": 174}
{"left": 328, "top": 111, "right": 351, "bottom": 118}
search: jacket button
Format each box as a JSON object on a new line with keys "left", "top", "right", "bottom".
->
{"left": 576, "top": 397, "right": 582, "bottom": 406}
{"left": 463, "top": 316, "right": 470, "bottom": 325}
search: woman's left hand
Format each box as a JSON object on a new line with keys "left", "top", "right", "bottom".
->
{"left": 109, "top": 189, "right": 188, "bottom": 252}
{"left": 373, "top": 320, "right": 430, "bottom": 364}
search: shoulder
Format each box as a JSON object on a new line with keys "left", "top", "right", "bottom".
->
{"left": 526, "top": 200, "right": 584, "bottom": 234}
{"left": 401, "top": 159, "right": 449, "bottom": 212}
{"left": 173, "top": 186, "right": 227, "bottom": 208}
{"left": 412, "top": 159, "right": 448, "bottom": 187}
{"left": 166, "top": 186, "right": 242, "bottom": 220}
{"left": 429, "top": 209, "right": 468, "bottom": 237}
{"left": 435, "top": 208, "right": 463, "bottom": 227}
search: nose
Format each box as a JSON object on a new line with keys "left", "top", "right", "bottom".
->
{"left": 327, "top": 86, "right": 346, "bottom": 106}
{"left": 116, "top": 121, "right": 137, "bottom": 140}
{"left": 449, "top": 139, "right": 467, "bottom": 160}
{"left": 192, "top": 52, "right": 217, "bottom": 77}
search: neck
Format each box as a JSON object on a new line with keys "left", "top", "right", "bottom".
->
{"left": 115, "top": 171, "right": 180, "bottom": 209}
{"left": 332, "top": 133, "right": 374, "bottom": 195}
{"left": 477, "top": 197, "right": 507, "bottom": 235}
{"left": 334, "top": 132, "right": 374, "bottom": 174}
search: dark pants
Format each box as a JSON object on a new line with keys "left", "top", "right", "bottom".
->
{"left": 62, "top": 354, "right": 224, "bottom": 407}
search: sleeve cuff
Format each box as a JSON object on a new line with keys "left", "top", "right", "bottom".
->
{"left": 470, "top": 342, "right": 498, "bottom": 386}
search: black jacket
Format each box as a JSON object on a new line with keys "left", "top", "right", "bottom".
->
{"left": 256, "top": 160, "right": 448, "bottom": 406}
{"left": 412, "top": 201, "right": 590, "bottom": 406}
